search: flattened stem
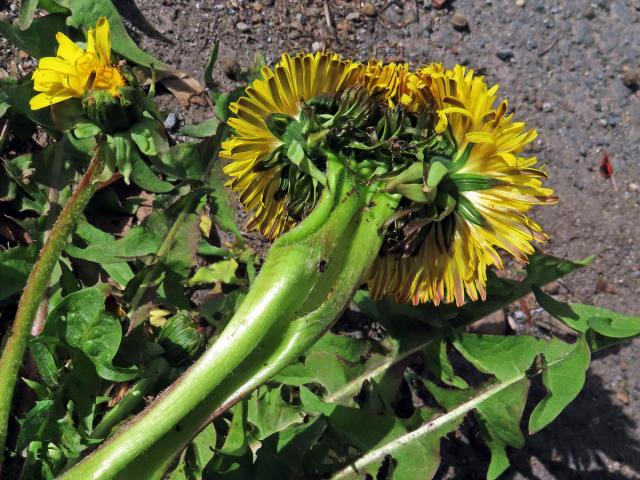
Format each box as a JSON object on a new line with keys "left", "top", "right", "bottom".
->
{"left": 115, "top": 191, "right": 401, "bottom": 480}
{"left": 60, "top": 155, "right": 398, "bottom": 480}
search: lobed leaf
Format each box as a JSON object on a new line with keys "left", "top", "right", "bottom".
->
{"left": 179, "top": 118, "right": 220, "bottom": 139}
{"left": 529, "top": 337, "right": 590, "bottom": 434}
{"left": 535, "top": 287, "right": 640, "bottom": 338}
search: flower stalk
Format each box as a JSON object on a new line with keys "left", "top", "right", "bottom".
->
{"left": 0, "top": 150, "right": 103, "bottom": 461}
{"left": 59, "top": 154, "right": 400, "bottom": 480}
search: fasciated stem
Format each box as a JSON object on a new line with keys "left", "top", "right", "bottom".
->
{"left": 114, "top": 189, "right": 400, "bottom": 480}
{"left": 60, "top": 156, "right": 399, "bottom": 480}
{"left": 0, "top": 152, "right": 103, "bottom": 462}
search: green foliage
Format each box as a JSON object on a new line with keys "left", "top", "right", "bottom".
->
{"left": 203, "top": 42, "right": 219, "bottom": 89}
{"left": 179, "top": 118, "right": 221, "bottom": 139}
{"left": 0, "top": 16, "right": 247, "bottom": 471}
{"left": 0, "top": 78, "right": 57, "bottom": 131}
{"left": 534, "top": 286, "right": 640, "bottom": 337}
{"left": 0, "top": 245, "right": 38, "bottom": 303}
{"left": 0, "top": 13, "right": 70, "bottom": 58}
{"left": 2, "top": 6, "right": 639, "bottom": 480}
{"left": 43, "top": 286, "right": 138, "bottom": 381}
{"left": 172, "top": 262, "right": 637, "bottom": 480}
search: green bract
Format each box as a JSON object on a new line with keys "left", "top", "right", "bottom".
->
{"left": 81, "top": 77, "right": 144, "bottom": 134}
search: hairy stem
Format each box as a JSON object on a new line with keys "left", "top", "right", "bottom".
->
{"left": 0, "top": 152, "right": 103, "bottom": 462}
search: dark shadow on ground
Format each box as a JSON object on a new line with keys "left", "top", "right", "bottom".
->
{"left": 112, "top": 0, "right": 173, "bottom": 45}
{"left": 435, "top": 370, "right": 640, "bottom": 479}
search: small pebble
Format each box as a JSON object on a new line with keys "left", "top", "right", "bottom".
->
{"left": 221, "top": 57, "right": 239, "bottom": 79}
{"left": 361, "top": 3, "right": 377, "bottom": 17}
{"left": 261, "top": 0, "right": 274, "bottom": 6}
{"left": 345, "top": 12, "right": 360, "bottom": 22}
{"left": 542, "top": 102, "right": 553, "bottom": 112}
{"left": 622, "top": 70, "right": 639, "bottom": 90}
{"left": 451, "top": 12, "right": 468, "bottom": 31}
{"left": 583, "top": 6, "right": 596, "bottom": 19}
{"left": 516, "top": 0, "right": 525, "bottom": 6}
{"left": 235, "top": 21, "right": 251, "bottom": 32}
{"left": 164, "top": 113, "right": 178, "bottom": 132}
{"left": 496, "top": 49, "right": 514, "bottom": 61}
{"left": 311, "top": 41, "right": 323, "bottom": 52}
{"left": 629, "top": 183, "right": 639, "bottom": 191}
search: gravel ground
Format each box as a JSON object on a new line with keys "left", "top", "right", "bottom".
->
{"left": 2, "top": 0, "right": 640, "bottom": 478}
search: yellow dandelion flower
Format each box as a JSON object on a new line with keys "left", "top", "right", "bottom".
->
{"left": 221, "top": 52, "right": 364, "bottom": 239}
{"left": 368, "top": 64, "right": 557, "bottom": 306}
{"left": 30, "top": 17, "right": 125, "bottom": 110}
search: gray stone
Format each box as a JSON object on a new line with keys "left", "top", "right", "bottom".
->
{"left": 496, "top": 49, "right": 514, "bottom": 61}
{"left": 235, "top": 21, "right": 250, "bottom": 32}
{"left": 345, "top": 12, "right": 360, "bottom": 22}
{"left": 164, "top": 113, "right": 178, "bottom": 132}
{"left": 451, "top": 12, "right": 469, "bottom": 31}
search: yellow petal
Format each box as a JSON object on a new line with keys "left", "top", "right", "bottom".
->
{"left": 37, "top": 57, "right": 78, "bottom": 76}
{"left": 94, "top": 17, "right": 111, "bottom": 65}
{"left": 86, "top": 27, "right": 96, "bottom": 55}
{"left": 29, "top": 91, "right": 73, "bottom": 110}
{"left": 55, "top": 33, "right": 83, "bottom": 62}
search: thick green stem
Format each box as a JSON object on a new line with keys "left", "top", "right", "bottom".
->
{"left": 117, "top": 189, "right": 401, "bottom": 480}
{"left": 0, "top": 152, "right": 102, "bottom": 462}
{"left": 60, "top": 156, "right": 399, "bottom": 480}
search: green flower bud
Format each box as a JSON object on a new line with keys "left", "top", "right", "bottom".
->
{"left": 157, "top": 311, "right": 204, "bottom": 365}
{"left": 82, "top": 69, "right": 144, "bottom": 134}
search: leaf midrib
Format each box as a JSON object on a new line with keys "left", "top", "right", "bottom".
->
{"left": 330, "top": 352, "right": 571, "bottom": 479}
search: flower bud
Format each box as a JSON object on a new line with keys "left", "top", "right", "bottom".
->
{"left": 157, "top": 311, "right": 204, "bottom": 365}
{"left": 82, "top": 69, "right": 144, "bottom": 134}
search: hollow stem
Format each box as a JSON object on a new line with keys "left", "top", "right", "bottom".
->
{"left": 0, "top": 151, "right": 103, "bottom": 462}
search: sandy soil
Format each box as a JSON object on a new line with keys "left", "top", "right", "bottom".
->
{"left": 2, "top": 0, "right": 640, "bottom": 478}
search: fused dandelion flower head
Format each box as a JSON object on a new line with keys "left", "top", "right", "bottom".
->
{"left": 369, "top": 64, "right": 557, "bottom": 306}
{"left": 30, "top": 17, "right": 125, "bottom": 110}
{"left": 222, "top": 54, "right": 556, "bottom": 306}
